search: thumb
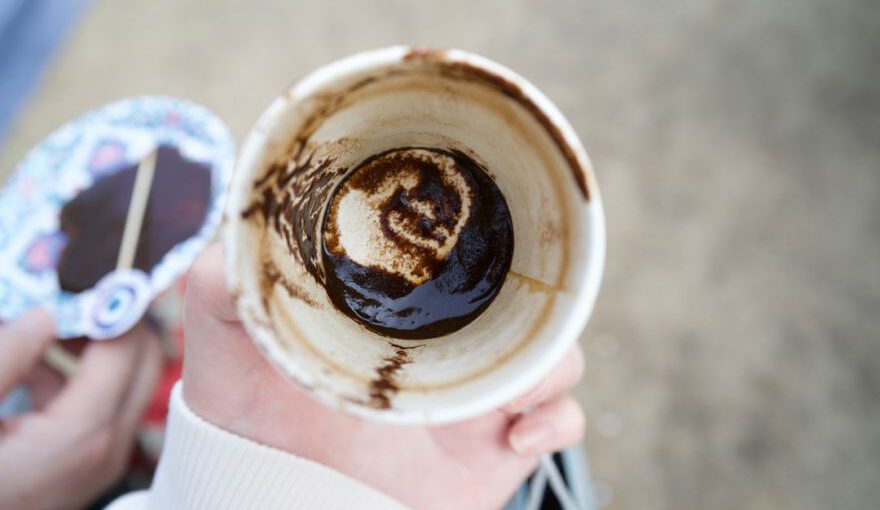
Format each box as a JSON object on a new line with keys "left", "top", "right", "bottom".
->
{"left": 0, "top": 309, "right": 57, "bottom": 399}
{"left": 183, "top": 243, "right": 271, "bottom": 418}
{"left": 184, "top": 243, "right": 239, "bottom": 324}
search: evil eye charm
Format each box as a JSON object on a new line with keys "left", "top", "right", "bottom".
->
{"left": 84, "top": 269, "right": 151, "bottom": 340}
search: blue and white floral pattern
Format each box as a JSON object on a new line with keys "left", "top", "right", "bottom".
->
{"left": 0, "top": 96, "right": 235, "bottom": 339}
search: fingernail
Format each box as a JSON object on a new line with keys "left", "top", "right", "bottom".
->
{"left": 510, "top": 421, "right": 554, "bottom": 455}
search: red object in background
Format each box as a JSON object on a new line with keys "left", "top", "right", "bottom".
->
{"left": 137, "top": 276, "right": 188, "bottom": 464}
{"left": 143, "top": 347, "right": 182, "bottom": 427}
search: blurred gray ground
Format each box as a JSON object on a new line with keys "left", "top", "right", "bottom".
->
{"left": 2, "top": 0, "right": 878, "bottom": 509}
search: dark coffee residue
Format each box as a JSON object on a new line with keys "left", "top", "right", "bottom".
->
{"left": 368, "top": 347, "right": 409, "bottom": 409}
{"left": 321, "top": 147, "right": 514, "bottom": 340}
{"left": 242, "top": 145, "right": 346, "bottom": 286}
{"left": 261, "top": 260, "right": 318, "bottom": 308}
{"left": 404, "top": 49, "right": 590, "bottom": 201}
{"left": 57, "top": 145, "right": 212, "bottom": 293}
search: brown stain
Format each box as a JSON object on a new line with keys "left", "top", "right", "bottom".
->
{"left": 240, "top": 300, "right": 273, "bottom": 331}
{"left": 240, "top": 201, "right": 262, "bottom": 220}
{"left": 271, "top": 296, "right": 366, "bottom": 382}
{"left": 277, "top": 74, "right": 390, "bottom": 163}
{"left": 263, "top": 261, "right": 319, "bottom": 307}
{"left": 403, "top": 48, "right": 448, "bottom": 61}
{"left": 403, "top": 48, "right": 590, "bottom": 201}
{"left": 379, "top": 291, "right": 558, "bottom": 393}
{"left": 368, "top": 347, "right": 409, "bottom": 409}
{"left": 258, "top": 258, "right": 276, "bottom": 317}
{"left": 244, "top": 151, "right": 348, "bottom": 292}
{"left": 508, "top": 271, "right": 560, "bottom": 294}
{"left": 242, "top": 235, "right": 375, "bottom": 385}
{"left": 541, "top": 220, "right": 563, "bottom": 247}
{"left": 389, "top": 342, "right": 427, "bottom": 350}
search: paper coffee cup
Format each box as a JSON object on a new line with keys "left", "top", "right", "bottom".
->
{"left": 225, "top": 47, "right": 605, "bottom": 424}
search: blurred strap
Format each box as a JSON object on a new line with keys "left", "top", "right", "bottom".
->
{"left": 44, "top": 343, "right": 78, "bottom": 378}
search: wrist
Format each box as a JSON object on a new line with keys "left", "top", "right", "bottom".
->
{"left": 145, "top": 381, "right": 408, "bottom": 510}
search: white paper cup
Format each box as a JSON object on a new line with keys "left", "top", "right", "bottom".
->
{"left": 225, "top": 47, "right": 605, "bottom": 425}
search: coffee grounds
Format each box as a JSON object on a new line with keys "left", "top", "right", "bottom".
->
{"left": 321, "top": 147, "right": 513, "bottom": 339}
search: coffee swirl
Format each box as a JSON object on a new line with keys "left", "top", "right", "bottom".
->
{"left": 321, "top": 147, "right": 513, "bottom": 339}
{"left": 324, "top": 149, "right": 473, "bottom": 285}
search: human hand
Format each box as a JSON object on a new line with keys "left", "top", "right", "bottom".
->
{"left": 0, "top": 311, "right": 163, "bottom": 510}
{"left": 183, "top": 244, "right": 586, "bottom": 510}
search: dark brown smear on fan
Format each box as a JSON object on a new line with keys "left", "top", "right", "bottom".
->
{"left": 57, "top": 145, "right": 212, "bottom": 293}
{"left": 321, "top": 147, "right": 514, "bottom": 339}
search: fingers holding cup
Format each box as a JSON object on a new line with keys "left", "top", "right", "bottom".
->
{"left": 508, "top": 394, "right": 586, "bottom": 456}
{"left": 502, "top": 344, "right": 584, "bottom": 415}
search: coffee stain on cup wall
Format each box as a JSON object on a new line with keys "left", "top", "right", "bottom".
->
{"left": 261, "top": 260, "right": 319, "bottom": 308}
{"left": 368, "top": 347, "right": 410, "bottom": 409}
{"left": 403, "top": 48, "right": 591, "bottom": 202}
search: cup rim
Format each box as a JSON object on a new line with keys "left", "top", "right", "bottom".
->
{"left": 225, "top": 46, "right": 606, "bottom": 424}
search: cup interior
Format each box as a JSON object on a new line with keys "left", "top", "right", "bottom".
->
{"left": 226, "top": 47, "right": 604, "bottom": 424}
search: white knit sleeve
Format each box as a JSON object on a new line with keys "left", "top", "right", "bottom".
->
{"left": 106, "top": 382, "right": 408, "bottom": 510}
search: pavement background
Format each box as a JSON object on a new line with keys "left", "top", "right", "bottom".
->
{"left": 1, "top": 1, "right": 878, "bottom": 509}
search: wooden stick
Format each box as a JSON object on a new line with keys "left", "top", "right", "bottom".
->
{"left": 44, "top": 344, "right": 79, "bottom": 378}
{"left": 116, "top": 149, "right": 157, "bottom": 271}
